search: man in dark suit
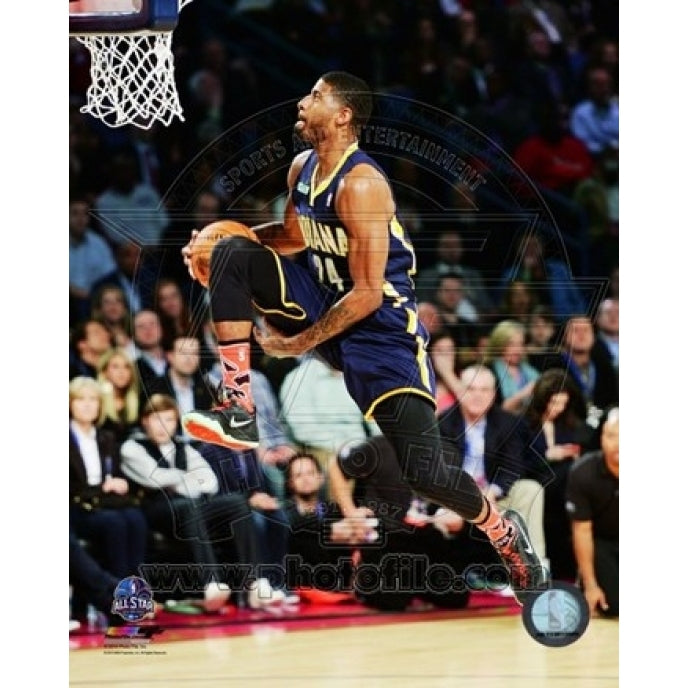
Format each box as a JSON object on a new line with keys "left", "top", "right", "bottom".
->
{"left": 544, "top": 315, "right": 619, "bottom": 419}
{"left": 145, "top": 334, "right": 215, "bottom": 437}
{"left": 437, "top": 365, "right": 548, "bottom": 571}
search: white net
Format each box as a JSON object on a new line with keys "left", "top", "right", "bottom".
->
{"left": 75, "top": 0, "right": 194, "bottom": 129}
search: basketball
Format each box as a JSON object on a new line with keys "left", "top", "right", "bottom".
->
{"left": 190, "top": 220, "right": 260, "bottom": 288}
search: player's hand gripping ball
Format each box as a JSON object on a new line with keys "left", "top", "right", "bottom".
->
{"left": 189, "top": 220, "right": 260, "bottom": 288}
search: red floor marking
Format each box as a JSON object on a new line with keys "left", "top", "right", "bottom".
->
{"left": 69, "top": 593, "right": 520, "bottom": 650}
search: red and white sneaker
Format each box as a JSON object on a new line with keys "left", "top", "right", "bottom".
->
{"left": 493, "top": 509, "right": 550, "bottom": 606}
{"left": 182, "top": 396, "right": 258, "bottom": 450}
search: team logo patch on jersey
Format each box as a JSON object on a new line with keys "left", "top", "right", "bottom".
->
{"left": 297, "top": 181, "right": 310, "bottom": 194}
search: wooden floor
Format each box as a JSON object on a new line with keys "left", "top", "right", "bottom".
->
{"left": 69, "top": 614, "right": 619, "bottom": 687}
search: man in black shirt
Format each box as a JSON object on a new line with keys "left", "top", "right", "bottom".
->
{"left": 566, "top": 407, "right": 619, "bottom": 617}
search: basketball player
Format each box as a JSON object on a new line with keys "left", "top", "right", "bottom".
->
{"left": 181, "top": 72, "right": 548, "bottom": 604}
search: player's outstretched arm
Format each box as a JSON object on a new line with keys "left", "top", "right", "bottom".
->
{"left": 255, "top": 164, "right": 391, "bottom": 357}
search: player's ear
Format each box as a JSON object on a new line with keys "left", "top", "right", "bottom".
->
{"left": 336, "top": 106, "right": 353, "bottom": 127}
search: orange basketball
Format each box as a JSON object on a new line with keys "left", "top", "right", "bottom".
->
{"left": 190, "top": 220, "right": 260, "bottom": 288}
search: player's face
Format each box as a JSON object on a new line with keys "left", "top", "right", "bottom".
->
{"left": 295, "top": 78, "right": 345, "bottom": 143}
{"left": 143, "top": 409, "right": 178, "bottom": 445}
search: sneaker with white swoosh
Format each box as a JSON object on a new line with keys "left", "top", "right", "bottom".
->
{"left": 182, "top": 396, "right": 258, "bottom": 450}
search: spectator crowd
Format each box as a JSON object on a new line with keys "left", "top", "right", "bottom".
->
{"left": 69, "top": 0, "right": 619, "bottom": 624}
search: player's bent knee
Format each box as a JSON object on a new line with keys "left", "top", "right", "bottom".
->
{"left": 213, "top": 235, "right": 262, "bottom": 261}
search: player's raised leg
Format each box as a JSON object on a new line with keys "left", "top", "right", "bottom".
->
{"left": 181, "top": 235, "right": 325, "bottom": 450}
{"left": 181, "top": 236, "right": 265, "bottom": 449}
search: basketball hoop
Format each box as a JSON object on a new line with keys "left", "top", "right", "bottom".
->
{"left": 70, "top": 0, "right": 194, "bottom": 130}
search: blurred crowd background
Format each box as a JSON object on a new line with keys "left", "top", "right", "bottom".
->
{"left": 69, "top": 0, "right": 619, "bottom": 617}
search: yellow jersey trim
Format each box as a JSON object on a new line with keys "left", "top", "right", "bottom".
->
{"left": 251, "top": 247, "right": 307, "bottom": 321}
{"left": 364, "top": 388, "right": 437, "bottom": 420}
{"left": 310, "top": 141, "right": 360, "bottom": 204}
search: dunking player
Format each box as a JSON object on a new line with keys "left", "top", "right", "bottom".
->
{"left": 181, "top": 72, "right": 549, "bottom": 603}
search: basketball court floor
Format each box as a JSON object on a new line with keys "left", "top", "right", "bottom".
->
{"left": 70, "top": 609, "right": 619, "bottom": 686}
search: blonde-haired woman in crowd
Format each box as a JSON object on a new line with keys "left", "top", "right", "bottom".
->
{"left": 485, "top": 320, "right": 540, "bottom": 414}
{"left": 97, "top": 347, "right": 141, "bottom": 444}
{"left": 69, "top": 376, "right": 148, "bottom": 579}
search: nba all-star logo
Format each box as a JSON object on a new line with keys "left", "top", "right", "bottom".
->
{"left": 111, "top": 575, "right": 155, "bottom": 623}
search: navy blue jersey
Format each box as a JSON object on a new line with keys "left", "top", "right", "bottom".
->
{"left": 263, "top": 142, "right": 436, "bottom": 417}
{"left": 292, "top": 142, "right": 417, "bottom": 307}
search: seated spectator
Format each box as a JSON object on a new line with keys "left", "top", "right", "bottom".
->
{"left": 415, "top": 230, "right": 494, "bottom": 316}
{"left": 437, "top": 365, "right": 547, "bottom": 571}
{"left": 69, "top": 319, "right": 114, "bottom": 380}
{"left": 153, "top": 278, "right": 196, "bottom": 348}
{"left": 512, "top": 102, "right": 594, "bottom": 196}
{"left": 96, "top": 347, "right": 141, "bottom": 446}
{"left": 428, "top": 330, "right": 465, "bottom": 415}
{"left": 70, "top": 528, "right": 140, "bottom": 629}
{"left": 432, "top": 272, "right": 480, "bottom": 353}
{"left": 526, "top": 306, "right": 559, "bottom": 372}
{"left": 94, "top": 150, "right": 170, "bottom": 247}
{"left": 570, "top": 67, "right": 619, "bottom": 156}
{"left": 571, "top": 146, "right": 619, "bottom": 276}
{"left": 283, "top": 453, "right": 353, "bottom": 590}
{"left": 69, "top": 377, "right": 148, "bottom": 579}
{"left": 523, "top": 369, "right": 595, "bottom": 580}
{"left": 566, "top": 407, "right": 619, "bottom": 617}
{"left": 201, "top": 444, "right": 294, "bottom": 607}
{"left": 91, "top": 284, "right": 136, "bottom": 360}
{"left": 485, "top": 320, "right": 541, "bottom": 415}
{"left": 146, "top": 335, "right": 214, "bottom": 439}
{"left": 594, "top": 298, "right": 619, "bottom": 370}
{"left": 543, "top": 315, "right": 619, "bottom": 420}
{"left": 91, "top": 240, "right": 157, "bottom": 314}
{"left": 512, "top": 29, "right": 573, "bottom": 109}
{"left": 119, "top": 394, "right": 275, "bottom": 611}
{"left": 496, "top": 281, "right": 538, "bottom": 327}
{"left": 499, "top": 234, "right": 586, "bottom": 323}
{"left": 69, "top": 195, "right": 117, "bottom": 326}
{"left": 132, "top": 309, "right": 168, "bottom": 402}
{"left": 279, "top": 356, "right": 379, "bottom": 471}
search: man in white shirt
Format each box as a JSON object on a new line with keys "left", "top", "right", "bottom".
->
{"left": 279, "top": 356, "right": 380, "bottom": 469}
{"left": 120, "top": 394, "right": 267, "bottom": 611}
